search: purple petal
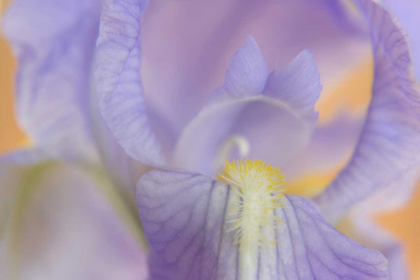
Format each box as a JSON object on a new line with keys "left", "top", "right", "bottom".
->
{"left": 0, "top": 162, "right": 148, "bottom": 279}
{"left": 95, "top": 0, "right": 164, "bottom": 166}
{"left": 284, "top": 115, "right": 364, "bottom": 185}
{"left": 315, "top": 0, "right": 420, "bottom": 221}
{"left": 137, "top": 169, "right": 390, "bottom": 280}
{"left": 214, "top": 38, "right": 321, "bottom": 124}
{"left": 385, "top": 0, "right": 420, "bottom": 80}
{"left": 346, "top": 165, "right": 420, "bottom": 279}
{"left": 345, "top": 168, "right": 419, "bottom": 280}
{"left": 141, "top": 0, "right": 369, "bottom": 139}
{"left": 90, "top": 88, "right": 149, "bottom": 201}
{"left": 92, "top": 115, "right": 142, "bottom": 200}
{"left": 348, "top": 214, "right": 408, "bottom": 280}
{"left": 213, "top": 35, "right": 269, "bottom": 100}
{"left": 173, "top": 44, "right": 321, "bottom": 176}
{"left": 0, "top": 148, "right": 48, "bottom": 166}
{"left": 265, "top": 49, "right": 321, "bottom": 125}
{"left": 2, "top": 0, "right": 101, "bottom": 164}
{"left": 172, "top": 96, "right": 312, "bottom": 177}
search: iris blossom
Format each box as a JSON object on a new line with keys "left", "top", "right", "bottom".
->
{"left": 1, "top": 0, "right": 420, "bottom": 279}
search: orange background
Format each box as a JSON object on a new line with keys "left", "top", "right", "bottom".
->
{"left": 0, "top": 2, "right": 419, "bottom": 278}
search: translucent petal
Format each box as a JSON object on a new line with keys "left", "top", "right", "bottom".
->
{"left": 265, "top": 49, "right": 321, "bottom": 125}
{"left": 173, "top": 96, "right": 312, "bottom": 176}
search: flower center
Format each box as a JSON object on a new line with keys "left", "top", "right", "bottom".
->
{"left": 218, "top": 159, "right": 286, "bottom": 279}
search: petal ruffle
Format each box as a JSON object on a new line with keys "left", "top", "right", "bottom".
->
{"left": 95, "top": 0, "right": 164, "bottom": 166}
{"left": 213, "top": 35, "right": 269, "bottom": 100}
{"left": 315, "top": 0, "right": 420, "bottom": 221}
{"left": 137, "top": 169, "right": 390, "bottom": 280}
{"left": 343, "top": 166, "right": 420, "bottom": 279}
{"left": 265, "top": 49, "right": 321, "bottom": 125}
{"left": 385, "top": 0, "right": 420, "bottom": 80}
{"left": 214, "top": 36, "right": 321, "bottom": 125}
{"left": 347, "top": 214, "right": 408, "bottom": 280}
{"left": 2, "top": 0, "right": 101, "bottom": 164}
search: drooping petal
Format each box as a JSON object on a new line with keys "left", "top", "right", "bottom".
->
{"left": 341, "top": 166, "right": 420, "bottom": 279}
{"left": 95, "top": 0, "right": 164, "bottom": 166}
{"left": 347, "top": 215, "right": 408, "bottom": 280}
{"left": 213, "top": 35, "right": 268, "bottom": 100}
{"left": 315, "top": 0, "right": 420, "bottom": 221}
{"left": 0, "top": 162, "right": 148, "bottom": 280}
{"left": 2, "top": 0, "right": 101, "bottom": 164}
{"left": 137, "top": 169, "right": 390, "bottom": 280}
{"left": 345, "top": 208, "right": 409, "bottom": 280}
{"left": 264, "top": 49, "right": 321, "bottom": 125}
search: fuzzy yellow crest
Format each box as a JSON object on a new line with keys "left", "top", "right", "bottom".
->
{"left": 218, "top": 159, "right": 286, "bottom": 250}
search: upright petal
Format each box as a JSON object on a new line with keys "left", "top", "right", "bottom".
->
{"left": 385, "top": 0, "right": 420, "bottom": 80}
{"left": 214, "top": 36, "right": 321, "bottom": 125}
{"left": 2, "top": 0, "right": 101, "bottom": 164}
{"left": 265, "top": 50, "right": 321, "bottom": 125}
{"left": 315, "top": 0, "right": 420, "bottom": 221}
{"left": 137, "top": 169, "right": 389, "bottom": 280}
{"left": 213, "top": 35, "right": 269, "bottom": 100}
{"left": 141, "top": 0, "right": 368, "bottom": 137}
{"left": 173, "top": 41, "right": 322, "bottom": 176}
{"left": 95, "top": 0, "right": 164, "bottom": 166}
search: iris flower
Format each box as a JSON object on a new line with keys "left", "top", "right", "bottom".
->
{"left": 1, "top": 0, "right": 420, "bottom": 279}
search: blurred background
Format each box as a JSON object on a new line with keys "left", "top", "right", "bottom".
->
{"left": 1, "top": 0, "right": 419, "bottom": 278}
